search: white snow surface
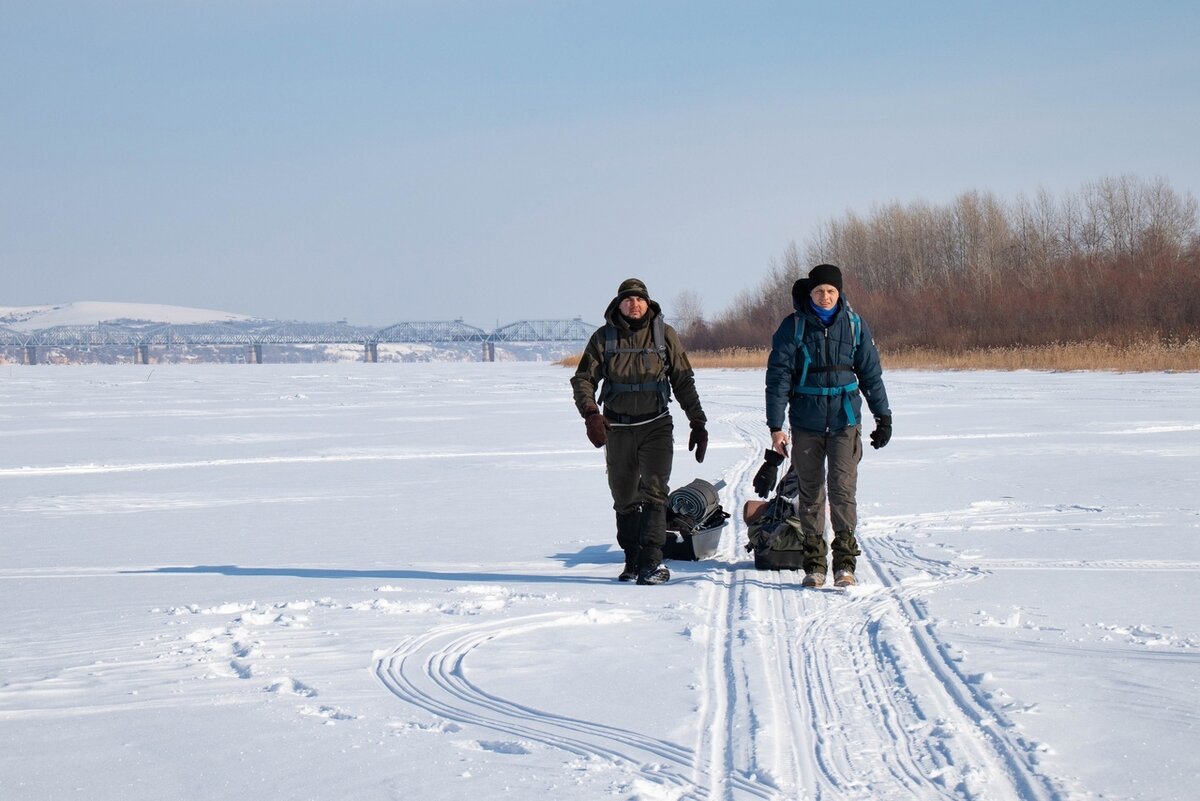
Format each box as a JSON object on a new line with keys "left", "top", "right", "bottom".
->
{"left": 1, "top": 364, "right": 1198, "bottom": 801}
{"left": 0, "top": 301, "right": 257, "bottom": 329}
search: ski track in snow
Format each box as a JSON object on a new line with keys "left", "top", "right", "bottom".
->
{"left": 686, "top": 415, "right": 1056, "bottom": 800}
{"left": 365, "top": 409, "right": 1073, "bottom": 800}
{"left": 373, "top": 611, "right": 768, "bottom": 799}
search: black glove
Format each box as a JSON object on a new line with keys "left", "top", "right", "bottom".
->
{"left": 870, "top": 415, "right": 892, "bottom": 449}
{"left": 688, "top": 420, "right": 708, "bottom": 463}
{"left": 752, "top": 448, "right": 786, "bottom": 497}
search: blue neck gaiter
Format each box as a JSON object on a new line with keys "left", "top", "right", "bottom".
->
{"left": 808, "top": 299, "right": 838, "bottom": 325}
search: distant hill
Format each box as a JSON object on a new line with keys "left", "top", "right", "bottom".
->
{"left": 0, "top": 301, "right": 258, "bottom": 331}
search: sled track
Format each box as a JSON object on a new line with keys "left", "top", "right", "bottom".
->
{"left": 693, "top": 412, "right": 1065, "bottom": 800}
{"left": 864, "top": 536, "right": 1062, "bottom": 800}
{"left": 373, "top": 611, "right": 773, "bottom": 799}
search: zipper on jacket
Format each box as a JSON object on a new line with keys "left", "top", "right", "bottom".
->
{"left": 823, "top": 328, "right": 833, "bottom": 433}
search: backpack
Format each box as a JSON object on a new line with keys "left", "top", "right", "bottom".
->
{"left": 598, "top": 314, "right": 672, "bottom": 408}
{"left": 744, "top": 468, "right": 809, "bottom": 570}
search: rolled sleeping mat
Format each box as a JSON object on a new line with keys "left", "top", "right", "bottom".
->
{"left": 668, "top": 478, "right": 724, "bottom": 524}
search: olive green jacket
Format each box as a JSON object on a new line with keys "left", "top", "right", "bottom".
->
{"left": 570, "top": 297, "right": 706, "bottom": 424}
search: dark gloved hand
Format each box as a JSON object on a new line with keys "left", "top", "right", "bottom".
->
{"left": 688, "top": 420, "right": 708, "bottom": 463}
{"left": 585, "top": 413, "right": 611, "bottom": 448}
{"left": 752, "top": 448, "right": 786, "bottom": 497}
{"left": 583, "top": 404, "right": 611, "bottom": 448}
{"left": 870, "top": 415, "right": 892, "bottom": 449}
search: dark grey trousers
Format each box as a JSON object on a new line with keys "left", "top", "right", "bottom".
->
{"left": 790, "top": 425, "right": 863, "bottom": 573}
{"left": 606, "top": 415, "right": 674, "bottom": 567}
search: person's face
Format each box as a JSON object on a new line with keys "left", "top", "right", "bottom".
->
{"left": 620, "top": 295, "right": 648, "bottom": 319}
{"left": 809, "top": 284, "right": 839, "bottom": 310}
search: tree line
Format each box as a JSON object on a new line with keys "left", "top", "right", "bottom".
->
{"left": 678, "top": 175, "right": 1200, "bottom": 351}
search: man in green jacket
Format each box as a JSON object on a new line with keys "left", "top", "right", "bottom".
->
{"left": 571, "top": 278, "right": 708, "bottom": 585}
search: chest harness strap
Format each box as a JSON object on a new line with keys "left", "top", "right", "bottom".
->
{"left": 599, "top": 315, "right": 672, "bottom": 409}
{"left": 791, "top": 308, "right": 862, "bottom": 426}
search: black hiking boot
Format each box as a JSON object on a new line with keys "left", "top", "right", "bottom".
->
{"left": 636, "top": 563, "right": 671, "bottom": 585}
{"left": 618, "top": 558, "right": 638, "bottom": 582}
{"left": 616, "top": 512, "right": 642, "bottom": 582}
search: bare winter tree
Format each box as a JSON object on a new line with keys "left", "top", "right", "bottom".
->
{"left": 1140, "top": 175, "right": 1199, "bottom": 258}
{"left": 670, "top": 290, "right": 705, "bottom": 337}
{"left": 698, "top": 175, "right": 1199, "bottom": 351}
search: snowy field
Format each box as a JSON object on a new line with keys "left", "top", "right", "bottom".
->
{"left": 1, "top": 363, "right": 1198, "bottom": 801}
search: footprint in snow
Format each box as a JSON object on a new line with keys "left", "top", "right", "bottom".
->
{"left": 266, "top": 677, "right": 317, "bottom": 697}
{"left": 299, "top": 705, "right": 356, "bottom": 722}
{"left": 456, "top": 739, "right": 533, "bottom": 755}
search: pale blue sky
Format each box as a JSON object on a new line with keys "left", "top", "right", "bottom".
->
{"left": 3, "top": 1, "right": 1197, "bottom": 327}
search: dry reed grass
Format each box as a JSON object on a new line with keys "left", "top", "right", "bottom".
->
{"left": 558, "top": 340, "right": 1200, "bottom": 372}
{"left": 883, "top": 340, "right": 1200, "bottom": 372}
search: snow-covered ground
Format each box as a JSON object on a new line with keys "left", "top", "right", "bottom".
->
{"left": 1, "top": 363, "right": 1197, "bottom": 801}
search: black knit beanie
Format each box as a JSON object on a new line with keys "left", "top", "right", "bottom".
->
{"left": 807, "top": 264, "right": 843, "bottom": 292}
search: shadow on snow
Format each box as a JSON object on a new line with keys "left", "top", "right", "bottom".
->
{"left": 122, "top": 564, "right": 621, "bottom": 585}
{"left": 120, "top": 545, "right": 748, "bottom": 585}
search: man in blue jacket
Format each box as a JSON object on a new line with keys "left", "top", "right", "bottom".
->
{"left": 762, "top": 264, "right": 892, "bottom": 588}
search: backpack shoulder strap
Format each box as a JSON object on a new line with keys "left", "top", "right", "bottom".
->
{"left": 651, "top": 315, "right": 670, "bottom": 405}
{"left": 652, "top": 315, "right": 667, "bottom": 365}
{"left": 793, "top": 313, "right": 812, "bottom": 386}
{"left": 603, "top": 323, "right": 617, "bottom": 357}
{"left": 844, "top": 303, "right": 862, "bottom": 361}
{"left": 601, "top": 323, "right": 617, "bottom": 375}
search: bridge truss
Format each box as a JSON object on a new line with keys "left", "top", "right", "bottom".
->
{"left": 489, "top": 318, "right": 594, "bottom": 342}
{"left": 3, "top": 317, "right": 595, "bottom": 364}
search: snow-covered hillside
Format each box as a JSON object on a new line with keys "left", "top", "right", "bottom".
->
{"left": 0, "top": 301, "right": 258, "bottom": 330}
{"left": 2, "top": 365, "right": 1197, "bottom": 800}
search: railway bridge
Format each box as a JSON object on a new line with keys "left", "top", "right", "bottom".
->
{"left": 1, "top": 318, "right": 596, "bottom": 364}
